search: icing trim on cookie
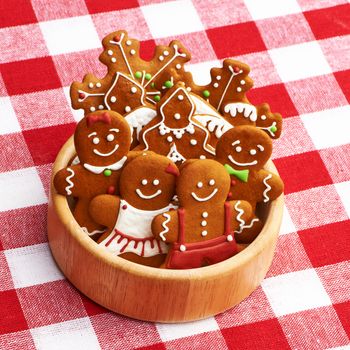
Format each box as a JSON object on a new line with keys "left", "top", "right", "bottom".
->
{"left": 234, "top": 200, "right": 246, "bottom": 231}
{"left": 228, "top": 154, "right": 257, "bottom": 167}
{"left": 83, "top": 156, "right": 127, "bottom": 174}
{"left": 258, "top": 122, "right": 277, "bottom": 137}
{"left": 160, "top": 213, "right": 171, "bottom": 241}
{"left": 234, "top": 217, "right": 259, "bottom": 234}
{"left": 65, "top": 167, "right": 75, "bottom": 195}
{"left": 135, "top": 188, "right": 162, "bottom": 200}
{"left": 263, "top": 174, "right": 272, "bottom": 203}
{"left": 109, "top": 32, "right": 134, "bottom": 76}
{"left": 93, "top": 143, "right": 119, "bottom": 157}
{"left": 81, "top": 227, "right": 105, "bottom": 236}
{"left": 217, "top": 65, "right": 242, "bottom": 110}
{"left": 224, "top": 102, "right": 257, "bottom": 122}
{"left": 191, "top": 188, "right": 218, "bottom": 202}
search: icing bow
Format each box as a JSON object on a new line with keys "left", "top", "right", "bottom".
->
{"left": 224, "top": 164, "right": 249, "bottom": 182}
{"left": 87, "top": 112, "right": 111, "bottom": 126}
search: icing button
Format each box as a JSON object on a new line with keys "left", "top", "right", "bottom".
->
{"left": 227, "top": 235, "right": 233, "bottom": 242}
{"left": 201, "top": 230, "right": 207, "bottom": 237}
{"left": 103, "top": 169, "right": 112, "bottom": 177}
{"left": 107, "top": 186, "right": 115, "bottom": 194}
{"left": 180, "top": 244, "right": 186, "bottom": 252}
{"left": 202, "top": 212, "right": 208, "bottom": 218}
{"left": 201, "top": 220, "right": 207, "bottom": 227}
{"left": 122, "top": 204, "right": 127, "bottom": 210}
{"left": 231, "top": 179, "right": 236, "bottom": 186}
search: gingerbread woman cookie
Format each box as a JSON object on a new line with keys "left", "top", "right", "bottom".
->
{"left": 90, "top": 153, "right": 179, "bottom": 267}
{"left": 135, "top": 83, "right": 215, "bottom": 163}
{"left": 215, "top": 126, "right": 284, "bottom": 243}
{"left": 152, "top": 159, "right": 253, "bottom": 269}
{"left": 54, "top": 110, "right": 131, "bottom": 236}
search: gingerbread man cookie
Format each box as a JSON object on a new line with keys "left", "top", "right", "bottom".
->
{"left": 90, "top": 153, "right": 179, "bottom": 267}
{"left": 215, "top": 126, "right": 284, "bottom": 243}
{"left": 135, "top": 83, "right": 215, "bottom": 163}
{"left": 54, "top": 110, "right": 131, "bottom": 236}
{"left": 152, "top": 159, "right": 253, "bottom": 269}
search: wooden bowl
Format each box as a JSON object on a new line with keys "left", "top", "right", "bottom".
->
{"left": 48, "top": 136, "right": 284, "bottom": 323}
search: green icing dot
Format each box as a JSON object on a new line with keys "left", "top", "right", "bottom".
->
{"left": 203, "top": 90, "right": 210, "bottom": 98}
{"left": 164, "top": 80, "right": 173, "bottom": 88}
{"left": 145, "top": 73, "right": 152, "bottom": 80}
{"left": 154, "top": 95, "right": 161, "bottom": 102}
{"left": 151, "top": 82, "right": 155, "bottom": 88}
{"left": 270, "top": 125, "right": 277, "bottom": 133}
{"left": 134, "top": 71, "right": 142, "bottom": 79}
{"left": 103, "top": 169, "right": 112, "bottom": 177}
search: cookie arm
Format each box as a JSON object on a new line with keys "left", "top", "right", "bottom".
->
{"left": 152, "top": 210, "right": 179, "bottom": 244}
{"left": 256, "top": 170, "right": 284, "bottom": 203}
{"left": 53, "top": 164, "right": 84, "bottom": 197}
{"left": 229, "top": 200, "right": 254, "bottom": 233}
{"left": 89, "top": 194, "right": 121, "bottom": 228}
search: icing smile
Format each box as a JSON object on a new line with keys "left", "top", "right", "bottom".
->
{"left": 93, "top": 144, "right": 119, "bottom": 157}
{"left": 191, "top": 188, "right": 218, "bottom": 202}
{"left": 228, "top": 154, "right": 257, "bottom": 167}
{"left": 136, "top": 188, "right": 162, "bottom": 199}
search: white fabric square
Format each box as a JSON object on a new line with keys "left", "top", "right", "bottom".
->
{"left": 279, "top": 205, "right": 297, "bottom": 235}
{"left": 335, "top": 181, "right": 350, "bottom": 218}
{"left": 156, "top": 317, "right": 219, "bottom": 341}
{"left": 142, "top": 0, "right": 204, "bottom": 38}
{"left": 301, "top": 106, "right": 350, "bottom": 149}
{"left": 0, "top": 167, "right": 47, "bottom": 212}
{"left": 244, "top": 0, "right": 302, "bottom": 20}
{"left": 269, "top": 41, "right": 332, "bottom": 82}
{"left": 186, "top": 59, "right": 221, "bottom": 85}
{"left": 63, "top": 86, "right": 84, "bottom": 122}
{"left": 40, "top": 16, "right": 100, "bottom": 55}
{"left": 0, "top": 96, "right": 21, "bottom": 135}
{"left": 31, "top": 318, "right": 100, "bottom": 350}
{"left": 5, "top": 243, "right": 64, "bottom": 288}
{"left": 262, "top": 269, "right": 331, "bottom": 316}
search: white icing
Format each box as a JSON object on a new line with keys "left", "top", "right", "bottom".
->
{"left": 126, "top": 40, "right": 131, "bottom": 46}
{"left": 96, "top": 83, "right": 101, "bottom": 88}
{"left": 124, "top": 107, "right": 157, "bottom": 140}
{"left": 217, "top": 66, "right": 242, "bottom": 110}
{"left": 98, "top": 105, "right": 104, "bottom": 110}
{"left": 201, "top": 230, "right": 207, "bottom": 237}
{"left": 167, "top": 143, "right": 186, "bottom": 163}
{"left": 250, "top": 149, "right": 257, "bottom": 155}
{"left": 180, "top": 244, "right": 186, "bottom": 252}
{"left": 227, "top": 235, "right": 233, "bottom": 242}
{"left": 257, "top": 144, "right": 264, "bottom": 151}
{"left": 136, "top": 188, "right": 162, "bottom": 199}
{"left": 213, "top": 83, "right": 219, "bottom": 88}
{"left": 240, "top": 80, "right": 245, "bottom": 85}
{"left": 65, "top": 168, "right": 75, "bottom": 195}
{"left": 88, "top": 82, "right": 94, "bottom": 88}
{"left": 209, "top": 179, "right": 215, "bottom": 186}
{"left": 83, "top": 156, "right": 127, "bottom": 174}
{"left": 77, "top": 89, "right": 104, "bottom": 103}
{"left": 81, "top": 227, "right": 105, "bottom": 237}
{"left": 111, "top": 57, "right": 117, "bottom": 63}
{"left": 107, "top": 50, "right": 113, "bottom": 56}
{"left": 164, "top": 50, "right": 169, "bottom": 56}
{"left": 90, "top": 107, "right": 96, "bottom": 112}
{"left": 160, "top": 213, "right": 171, "bottom": 241}
{"left": 99, "top": 200, "right": 176, "bottom": 257}
{"left": 109, "top": 33, "right": 133, "bottom": 76}
{"left": 176, "top": 64, "right": 181, "bottom": 69}
{"left": 201, "top": 220, "right": 207, "bottom": 226}
{"left": 234, "top": 201, "right": 246, "bottom": 232}
{"left": 153, "top": 179, "right": 159, "bottom": 185}
{"left": 191, "top": 188, "right": 218, "bottom": 202}
{"left": 263, "top": 174, "right": 272, "bottom": 203}
{"left": 197, "top": 182, "right": 203, "bottom": 188}
{"left": 93, "top": 144, "right": 119, "bottom": 157}
{"left": 194, "top": 114, "right": 232, "bottom": 139}
{"left": 202, "top": 212, "right": 208, "bottom": 218}
{"left": 92, "top": 137, "right": 99, "bottom": 145}
{"left": 258, "top": 121, "right": 277, "bottom": 137}
{"left": 141, "top": 179, "right": 147, "bottom": 185}
{"left": 224, "top": 103, "right": 257, "bottom": 122}
{"left": 190, "top": 139, "right": 197, "bottom": 145}
{"left": 125, "top": 106, "right": 131, "bottom": 113}
{"left": 110, "top": 96, "right": 116, "bottom": 103}
{"left": 216, "top": 75, "right": 221, "bottom": 80}
{"left": 178, "top": 94, "right": 184, "bottom": 100}
{"left": 234, "top": 217, "right": 259, "bottom": 234}
{"left": 159, "top": 55, "right": 164, "bottom": 61}
{"left": 236, "top": 146, "right": 242, "bottom": 152}
{"left": 261, "top": 115, "right": 267, "bottom": 120}
{"left": 228, "top": 154, "right": 257, "bottom": 167}
{"left": 167, "top": 136, "right": 173, "bottom": 142}
{"left": 107, "top": 134, "right": 114, "bottom": 142}
{"left": 237, "top": 87, "right": 242, "bottom": 92}
{"left": 174, "top": 113, "right": 181, "bottom": 120}
{"left": 131, "top": 87, "right": 137, "bottom": 93}
{"left": 130, "top": 49, "right": 136, "bottom": 55}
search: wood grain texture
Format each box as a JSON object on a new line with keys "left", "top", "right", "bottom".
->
{"left": 47, "top": 136, "right": 284, "bottom": 323}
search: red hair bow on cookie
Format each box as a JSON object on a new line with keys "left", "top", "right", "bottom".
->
{"left": 86, "top": 112, "right": 111, "bottom": 126}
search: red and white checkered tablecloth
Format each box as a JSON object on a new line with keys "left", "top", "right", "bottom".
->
{"left": 0, "top": 0, "right": 350, "bottom": 349}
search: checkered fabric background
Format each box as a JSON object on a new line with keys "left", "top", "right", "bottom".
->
{"left": 0, "top": 0, "right": 350, "bottom": 349}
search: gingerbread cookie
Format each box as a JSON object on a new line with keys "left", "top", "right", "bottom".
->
{"left": 70, "top": 30, "right": 191, "bottom": 143}
{"left": 90, "top": 153, "right": 179, "bottom": 267}
{"left": 135, "top": 83, "right": 215, "bottom": 163}
{"left": 54, "top": 110, "right": 131, "bottom": 236}
{"left": 215, "top": 126, "right": 284, "bottom": 243}
{"left": 152, "top": 159, "right": 253, "bottom": 269}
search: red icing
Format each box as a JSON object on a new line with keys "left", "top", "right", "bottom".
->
{"left": 178, "top": 48, "right": 183, "bottom": 54}
{"left": 166, "top": 203, "right": 237, "bottom": 269}
{"left": 122, "top": 204, "right": 127, "bottom": 210}
{"left": 227, "top": 192, "right": 232, "bottom": 200}
{"left": 165, "top": 163, "right": 179, "bottom": 177}
{"left": 233, "top": 66, "right": 240, "bottom": 73}
{"left": 114, "top": 35, "right": 120, "bottom": 42}
{"left": 86, "top": 112, "right": 111, "bottom": 126}
{"left": 78, "top": 92, "right": 85, "bottom": 99}
{"left": 231, "top": 179, "right": 236, "bottom": 186}
{"left": 107, "top": 186, "right": 115, "bottom": 194}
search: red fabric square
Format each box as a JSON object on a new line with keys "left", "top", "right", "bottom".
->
{"left": 0, "top": 252, "right": 14, "bottom": 291}
{"left": 135, "top": 344, "right": 166, "bottom": 350}
{"left": 85, "top": 0, "right": 139, "bottom": 14}
{"left": 334, "top": 69, "right": 350, "bottom": 104}
{"left": 1, "top": 57, "right": 61, "bottom": 95}
{"left": 274, "top": 151, "right": 333, "bottom": 194}
{"left": 304, "top": 4, "right": 350, "bottom": 40}
{"left": 0, "top": 330, "right": 36, "bottom": 350}
{"left": 0, "top": 290, "right": 28, "bottom": 335}
{"left": 206, "top": 21, "right": 266, "bottom": 58}
{"left": 139, "top": 39, "right": 157, "bottom": 61}
{"left": 299, "top": 220, "right": 350, "bottom": 268}
{"left": 80, "top": 293, "right": 108, "bottom": 316}
{"left": 17, "top": 280, "right": 87, "bottom": 328}
{"left": 0, "top": 0, "right": 37, "bottom": 28}
{"left": 221, "top": 318, "right": 290, "bottom": 350}
{"left": 278, "top": 306, "right": 349, "bottom": 350}
{"left": 247, "top": 83, "right": 298, "bottom": 118}
{"left": 23, "top": 122, "right": 76, "bottom": 165}
{"left": 0, "top": 204, "right": 47, "bottom": 249}
{"left": 333, "top": 301, "right": 350, "bottom": 338}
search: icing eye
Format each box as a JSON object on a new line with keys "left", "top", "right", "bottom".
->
{"left": 197, "top": 181, "right": 203, "bottom": 188}
{"left": 209, "top": 179, "right": 215, "bottom": 186}
{"left": 92, "top": 137, "right": 100, "bottom": 145}
{"left": 153, "top": 179, "right": 160, "bottom": 185}
{"left": 250, "top": 149, "right": 257, "bottom": 155}
{"left": 141, "top": 179, "right": 147, "bottom": 185}
{"left": 235, "top": 146, "right": 242, "bottom": 152}
{"left": 106, "top": 134, "right": 114, "bottom": 142}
